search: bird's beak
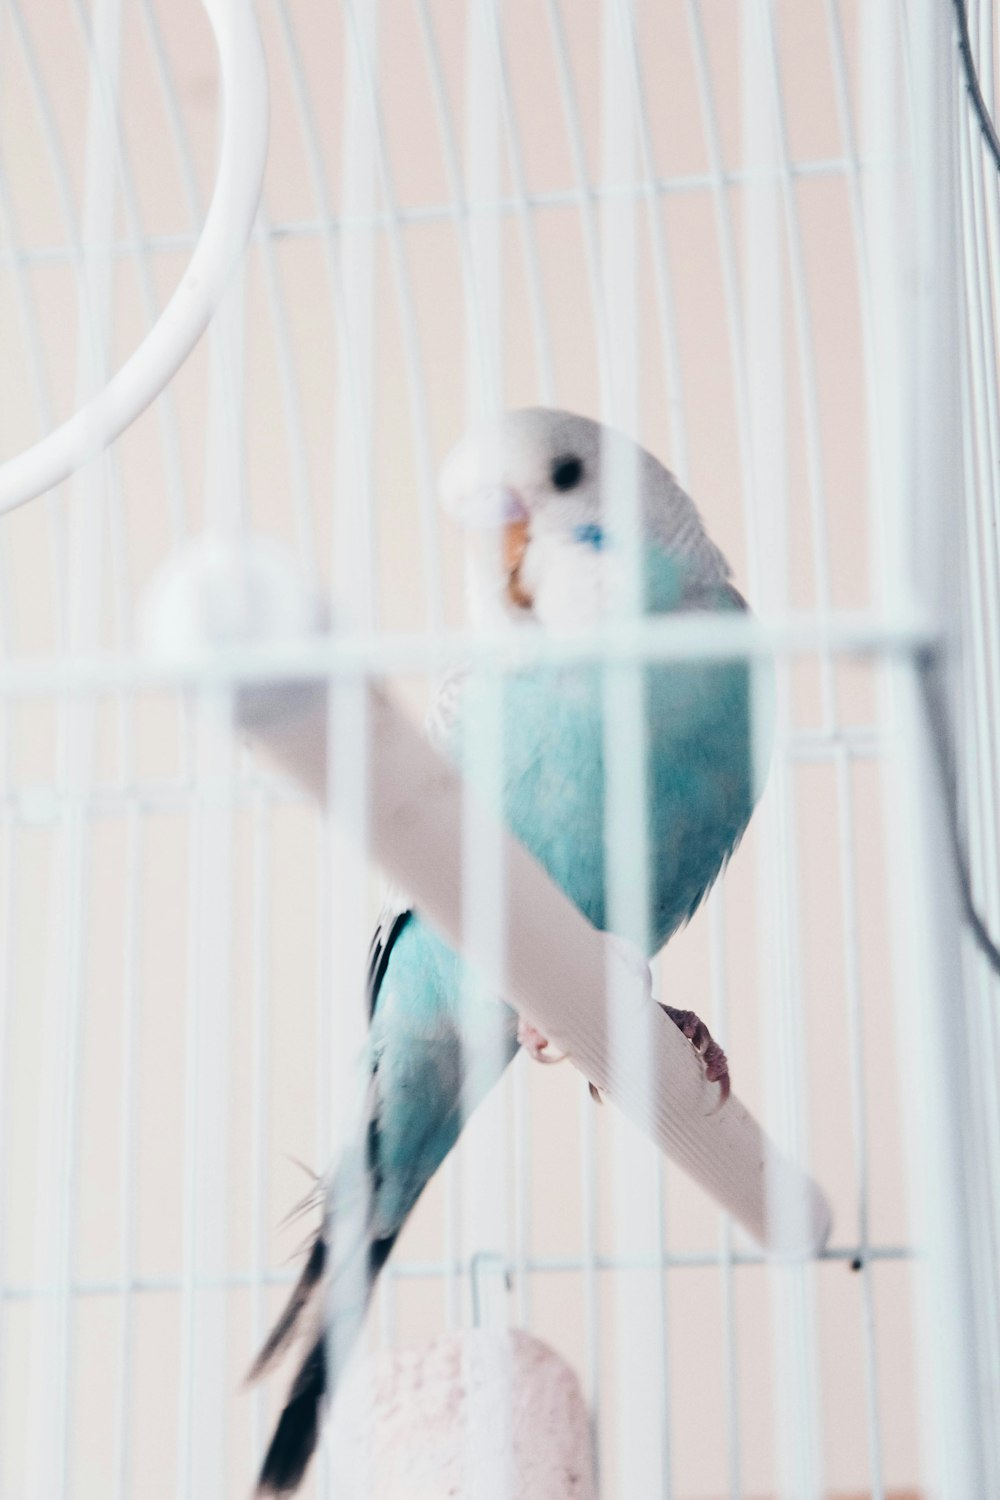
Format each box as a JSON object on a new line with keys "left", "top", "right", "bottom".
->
{"left": 465, "top": 511, "right": 532, "bottom": 612}
{"left": 503, "top": 517, "right": 532, "bottom": 610}
{"left": 442, "top": 482, "right": 534, "bottom": 612}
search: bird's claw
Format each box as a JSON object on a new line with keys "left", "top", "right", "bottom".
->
{"left": 517, "top": 939, "right": 730, "bottom": 1111}
{"left": 659, "top": 1004, "right": 730, "bottom": 1106}
{"left": 517, "top": 1018, "right": 567, "bottom": 1065}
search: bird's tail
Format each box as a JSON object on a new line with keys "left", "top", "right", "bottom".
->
{"left": 247, "top": 1231, "right": 326, "bottom": 1387}
{"left": 249, "top": 1215, "right": 397, "bottom": 1497}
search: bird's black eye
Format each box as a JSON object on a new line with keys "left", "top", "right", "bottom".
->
{"left": 551, "top": 454, "right": 584, "bottom": 491}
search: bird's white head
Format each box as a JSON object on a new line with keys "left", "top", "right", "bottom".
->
{"left": 439, "top": 408, "right": 732, "bottom": 630}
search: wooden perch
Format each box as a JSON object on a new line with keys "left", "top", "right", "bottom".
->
{"left": 238, "top": 671, "right": 830, "bottom": 1258}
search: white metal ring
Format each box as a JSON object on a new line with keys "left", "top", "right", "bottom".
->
{"left": 0, "top": 0, "right": 269, "bottom": 516}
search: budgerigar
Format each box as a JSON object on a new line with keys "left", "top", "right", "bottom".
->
{"left": 249, "top": 409, "right": 769, "bottom": 1495}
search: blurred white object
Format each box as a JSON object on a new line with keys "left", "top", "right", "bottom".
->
{"left": 328, "top": 1331, "right": 597, "bottom": 1500}
{"left": 141, "top": 535, "right": 327, "bottom": 736}
{"left": 141, "top": 537, "right": 324, "bottom": 661}
{"left": 138, "top": 537, "right": 320, "bottom": 660}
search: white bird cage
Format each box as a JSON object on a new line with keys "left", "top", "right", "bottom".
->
{"left": 1, "top": 1, "right": 998, "bottom": 1498}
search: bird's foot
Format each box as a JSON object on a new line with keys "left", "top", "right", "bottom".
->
{"left": 659, "top": 1004, "right": 730, "bottom": 1107}
{"left": 517, "top": 941, "right": 729, "bottom": 1110}
{"left": 516, "top": 1018, "right": 567, "bottom": 1065}
{"left": 517, "top": 1016, "right": 602, "bottom": 1099}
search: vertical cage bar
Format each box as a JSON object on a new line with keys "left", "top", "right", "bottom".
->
{"left": 176, "top": 48, "right": 248, "bottom": 1480}
{"left": 743, "top": 5, "right": 824, "bottom": 1499}
{"left": 956, "top": 76, "right": 1000, "bottom": 1491}
{"left": 177, "top": 693, "right": 234, "bottom": 1499}
{"left": 834, "top": 748, "right": 886, "bottom": 1499}
{"left": 460, "top": 5, "right": 514, "bottom": 1496}
{"left": 24, "top": 1, "right": 122, "bottom": 1489}
{"left": 601, "top": 6, "right": 667, "bottom": 1500}
{"left": 112, "top": 800, "right": 143, "bottom": 1500}
{"left": 0, "top": 806, "right": 13, "bottom": 1481}
{"left": 707, "top": 887, "right": 743, "bottom": 1500}
{"left": 886, "top": 1, "right": 992, "bottom": 1494}
{"left": 319, "top": 7, "right": 381, "bottom": 1496}
{"left": 248, "top": 790, "right": 271, "bottom": 1464}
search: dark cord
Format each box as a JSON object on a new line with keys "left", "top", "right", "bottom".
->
{"left": 919, "top": 649, "right": 1000, "bottom": 979}
{"left": 952, "top": 0, "right": 1000, "bottom": 171}
{"left": 906, "top": 5, "right": 1000, "bottom": 978}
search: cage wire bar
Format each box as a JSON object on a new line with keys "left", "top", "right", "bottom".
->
{"left": 960, "top": 3, "right": 1000, "bottom": 1493}
{"left": 0, "top": 1, "right": 997, "bottom": 1498}
{"left": 952, "top": 0, "right": 1000, "bottom": 1493}
{"left": 890, "top": 0, "right": 987, "bottom": 1490}
{"left": 742, "top": 2, "right": 824, "bottom": 1493}
{"left": 319, "top": 5, "right": 379, "bottom": 1497}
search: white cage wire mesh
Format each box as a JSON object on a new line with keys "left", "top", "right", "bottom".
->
{"left": 0, "top": 1, "right": 999, "bottom": 1498}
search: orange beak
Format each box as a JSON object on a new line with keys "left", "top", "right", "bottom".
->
{"left": 503, "top": 518, "right": 531, "bottom": 609}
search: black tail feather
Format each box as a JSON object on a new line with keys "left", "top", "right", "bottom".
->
{"left": 255, "top": 1336, "right": 326, "bottom": 1497}
{"left": 246, "top": 1233, "right": 326, "bottom": 1385}
{"left": 252, "top": 1231, "right": 399, "bottom": 1495}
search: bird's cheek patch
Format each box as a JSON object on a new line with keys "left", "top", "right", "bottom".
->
{"left": 532, "top": 551, "right": 611, "bottom": 630}
{"left": 572, "top": 523, "right": 607, "bottom": 550}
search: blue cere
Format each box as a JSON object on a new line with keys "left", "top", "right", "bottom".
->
{"left": 572, "top": 523, "right": 606, "bottom": 550}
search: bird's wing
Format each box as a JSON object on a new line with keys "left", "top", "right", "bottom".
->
{"left": 365, "top": 902, "right": 411, "bottom": 1021}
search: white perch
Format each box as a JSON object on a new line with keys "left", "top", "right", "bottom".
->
{"left": 144, "top": 539, "right": 832, "bottom": 1258}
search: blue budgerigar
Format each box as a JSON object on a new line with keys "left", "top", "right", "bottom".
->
{"left": 250, "top": 409, "right": 769, "bottom": 1495}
